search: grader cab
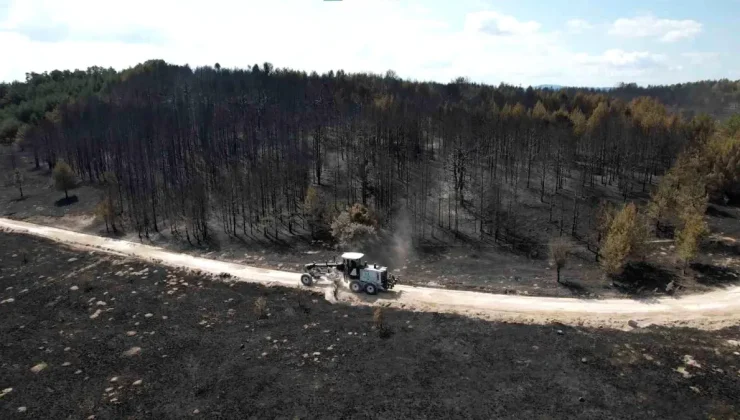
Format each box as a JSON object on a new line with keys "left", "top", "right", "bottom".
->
{"left": 300, "top": 252, "right": 396, "bottom": 295}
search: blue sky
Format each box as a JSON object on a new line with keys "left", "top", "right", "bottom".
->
{"left": 0, "top": 0, "right": 738, "bottom": 86}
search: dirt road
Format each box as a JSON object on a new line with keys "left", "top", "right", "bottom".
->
{"left": 2, "top": 217, "right": 739, "bottom": 330}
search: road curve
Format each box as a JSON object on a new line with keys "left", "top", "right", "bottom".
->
{"left": 2, "top": 217, "right": 739, "bottom": 330}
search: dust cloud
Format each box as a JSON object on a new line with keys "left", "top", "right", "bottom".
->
{"left": 388, "top": 208, "right": 413, "bottom": 272}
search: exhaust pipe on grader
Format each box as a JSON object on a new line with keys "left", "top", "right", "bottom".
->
{"left": 300, "top": 252, "right": 397, "bottom": 295}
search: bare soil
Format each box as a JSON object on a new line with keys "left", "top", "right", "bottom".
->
{"left": 2, "top": 231, "right": 740, "bottom": 419}
{"left": 2, "top": 147, "right": 739, "bottom": 300}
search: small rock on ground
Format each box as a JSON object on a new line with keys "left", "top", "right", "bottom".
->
{"left": 122, "top": 347, "right": 142, "bottom": 357}
{"left": 30, "top": 362, "right": 48, "bottom": 373}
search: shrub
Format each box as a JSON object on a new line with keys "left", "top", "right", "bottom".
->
{"left": 373, "top": 307, "right": 393, "bottom": 338}
{"left": 330, "top": 204, "right": 378, "bottom": 247}
{"left": 253, "top": 297, "right": 268, "bottom": 320}
{"left": 373, "top": 307, "right": 385, "bottom": 330}
{"left": 94, "top": 198, "right": 117, "bottom": 233}
{"left": 13, "top": 168, "right": 23, "bottom": 199}
{"left": 349, "top": 203, "right": 378, "bottom": 227}
{"left": 548, "top": 238, "right": 571, "bottom": 284}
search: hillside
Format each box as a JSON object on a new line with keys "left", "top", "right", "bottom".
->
{"left": 539, "top": 81, "right": 740, "bottom": 120}
{"left": 1, "top": 61, "right": 698, "bottom": 244}
{"left": 0, "top": 60, "right": 739, "bottom": 299}
{"left": 2, "top": 231, "right": 740, "bottom": 419}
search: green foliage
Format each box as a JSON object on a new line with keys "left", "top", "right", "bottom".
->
{"left": 52, "top": 161, "right": 76, "bottom": 198}
{"left": 569, "top": 108, "right": 587, "bottom": 137}
{"left": 697, "top": 134, "right": 740, "bottom": 199}
{"left": 531, "top": 100, "right": 548, "bottom": 120}
{"left": 675, "top": 176, "right": 708, "bottom": 222}
{"left": 586, "top": 101, "right": 609, "bottom": 135}
{"left": 595, "top": 200, "right": 616, "bottom": 240}
{"left": 725, "top": 114, "right": 740, "bottom": 138}
{"left": 675, "top": 212, "right": 708, "bottom": 270}
{"left": 688, "top": 114, "right": 716, "bottom": 146}
{"left": 0, "top": 117, "right": 21, "bottom": 144}
{"left": 600, "top": 203, "right": 646, "bottom": 276}
{"left": 647, "top": 172, "right": 677, "bottom": 229}
{"left": 630, "top": 96, "right": 668, "bottom": 130}
{"left": 0, "top": 67, "right": 118, "bottom": 144}
{"left": 648, "top": 153, "right": 710, "bottom": 231}
{"left": 609, "top": 80, "right": 740, "bottom": 119}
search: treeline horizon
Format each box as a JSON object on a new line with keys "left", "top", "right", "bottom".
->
{"left": 3, "top": 61, "right": 739, "bottom": 145}
{"left": 2, "top": 59, "right": 737, "bottom": 252}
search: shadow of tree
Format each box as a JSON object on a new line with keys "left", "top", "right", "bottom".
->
{"left": 559, "top": 279, "right": 598, "bottom": 299}
{"left": 612, "top": 262, "right": 676, "bottom": 297}
{"left": 691, "top": 263, "right": 740, "bottom": 286}
{"left": 706, "top": 205, "right": 736, "bottom": 219}
{"left": 701, "top": 239, "right": 739, "bottom": 256}
{"left": 54, "top": 195, "right": 79, "bottom": 207}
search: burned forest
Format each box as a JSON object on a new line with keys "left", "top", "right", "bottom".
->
{"left": 5, "top": 60, "right": 712, "bottom": 254}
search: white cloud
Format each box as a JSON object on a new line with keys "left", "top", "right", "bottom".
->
{"left": 0, "top": 1, "right": 679, "bottom": 86}
{"left": 566, "top": 19, "right": 593, "bottom": 34}
{"left": 575, "top": 49, "right": 667, "bottom": 68}
{"left": 464, "top": 11, "right": 541, "bottom": 36}
{"left": 609, "top": 15, "right": 702, "bottom": 42}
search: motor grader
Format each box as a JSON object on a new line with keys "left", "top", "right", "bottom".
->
{"left": 300, "top": 252, "right": 397, "bottom": 295}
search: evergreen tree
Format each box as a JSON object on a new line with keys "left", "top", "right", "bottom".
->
{"left": 52, "top": 161, "right": 75, "bottom": 199}
{"left": 601, "top": 203, "right": 644, "bottom": 276}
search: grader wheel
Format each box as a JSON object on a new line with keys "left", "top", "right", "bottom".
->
{"left": 349, "top": 281, "right": 363, "bottom": 293}
{"left": 365, "top": 283, "right": 377, "bottom": 295}
{"left": 300, "top": 274, "right": 313, "bottom": 287}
